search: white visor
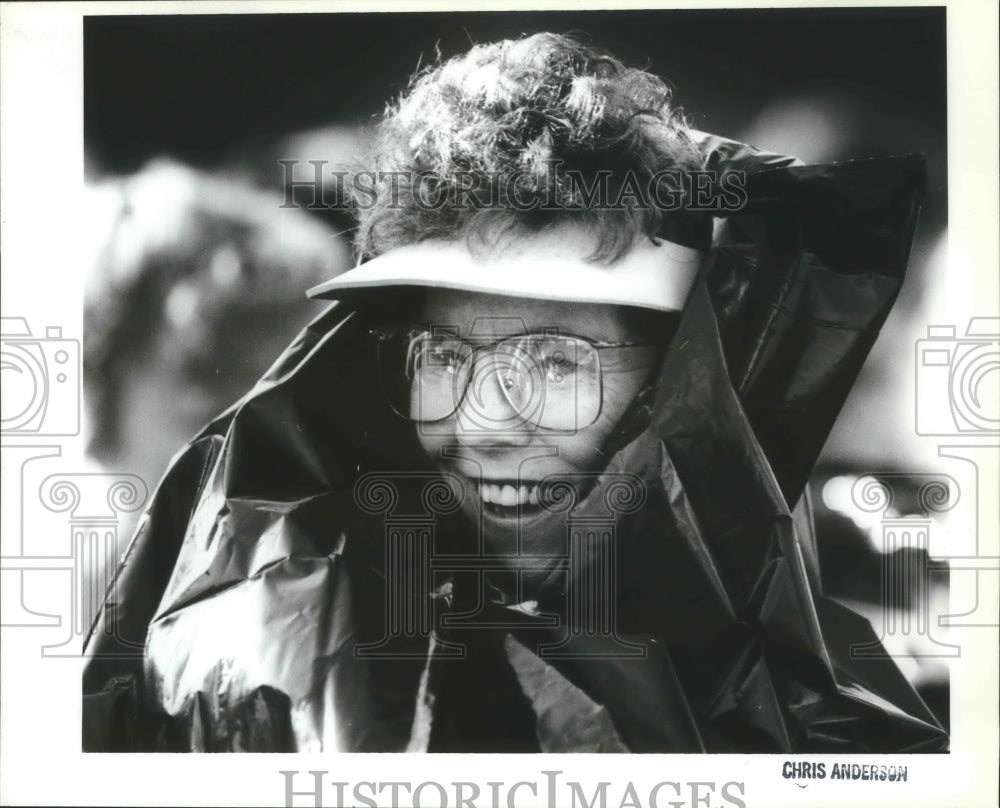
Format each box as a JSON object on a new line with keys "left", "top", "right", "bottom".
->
{"left": 307, "top": 235, "right": 703, "bottom": 313}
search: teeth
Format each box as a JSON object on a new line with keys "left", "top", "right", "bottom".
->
{"left": 478, "top": 482, "right": 538, "bottom": 507}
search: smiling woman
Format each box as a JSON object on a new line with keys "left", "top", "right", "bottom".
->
{"left": 321, "top": 229, "right": 681, "bottom": 598}
{"left": 83, "top": 32, "right": 946, "bottom": 753}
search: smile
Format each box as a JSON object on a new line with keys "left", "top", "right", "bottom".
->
{"left": 478, "top": 481, "right": 540, "bottom": 506}
{"left": 476, "top": 479, "right": 547, "bottom": 519}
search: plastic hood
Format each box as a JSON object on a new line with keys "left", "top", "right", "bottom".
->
{"left": 83, "top": 140, "right": 946, "bottom": 753}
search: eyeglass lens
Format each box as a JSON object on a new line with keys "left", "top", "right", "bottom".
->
{"left": 378, "top": 331, "right": 602, "bottom": 430}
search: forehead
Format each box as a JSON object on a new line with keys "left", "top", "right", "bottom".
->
{"left": 417, "top": 289, "right": 643, "bottom": 342}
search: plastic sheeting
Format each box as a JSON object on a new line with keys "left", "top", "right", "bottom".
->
{"left": 82, "top": 140, "right": 947, "bottom": 753}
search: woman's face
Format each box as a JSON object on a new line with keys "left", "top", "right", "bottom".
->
{"left": 413, "top": 288, "right": 661, "bottom": 586}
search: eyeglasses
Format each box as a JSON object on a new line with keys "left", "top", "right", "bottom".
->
{"left": 371, "top": 327, "right": 658, "bottom": 431}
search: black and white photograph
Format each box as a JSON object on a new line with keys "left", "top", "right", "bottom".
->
{"left": 1, "top": 2, "right": 997, "bottom": 806}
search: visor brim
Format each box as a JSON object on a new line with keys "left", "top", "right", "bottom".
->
{"left": 307, "top": 238, "right": 702, "bottom": 313}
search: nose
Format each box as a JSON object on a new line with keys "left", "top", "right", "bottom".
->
{"left": 454, "top": 355, "right": 533, "bottom": 448}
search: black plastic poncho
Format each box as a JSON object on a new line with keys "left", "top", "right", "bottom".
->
{"left": 82, "top": 138, "right": 947, "bottom": 753}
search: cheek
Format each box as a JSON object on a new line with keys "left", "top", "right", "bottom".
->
{"left": 551, "top": 371, "right": 647, "bottom": 466}
{"left": 416, "top": 427, "right": 446, "bottom": 463}
{"left": 545, "top": 417, "right": 619, "bottom": 472}
{"left": 415, "top": 416, "right": 472, "bottom": 469}
{"left": 601, "top": 375, "right": 644, "bottom": 422}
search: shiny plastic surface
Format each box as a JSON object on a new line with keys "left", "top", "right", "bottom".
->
{"left": 82, "top": 143, "right": 946, "bottom": 753}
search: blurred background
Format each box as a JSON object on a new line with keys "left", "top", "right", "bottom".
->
{"left": 83, "top": 8, "right": 958, "bottom": 726}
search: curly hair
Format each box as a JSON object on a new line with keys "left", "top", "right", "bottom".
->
{"left": 353, "top": 33, "right": 701, "bottom": 263}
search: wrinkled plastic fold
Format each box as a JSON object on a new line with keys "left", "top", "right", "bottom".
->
{"left": 83, "top": 144, "right": 947, "bottom": 753}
